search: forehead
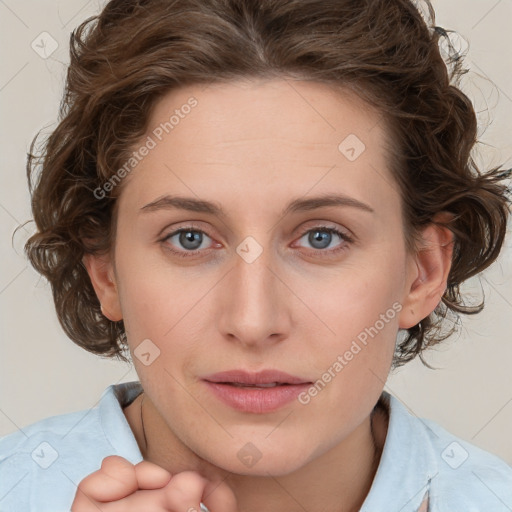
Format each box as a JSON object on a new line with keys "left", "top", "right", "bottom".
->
{"left": 117, "top": 78, "right": 398, "bottom": 217}
{"left": 147, "top": 78, "right": 385, "bottom": 151}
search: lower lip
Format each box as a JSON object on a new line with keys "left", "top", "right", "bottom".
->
{"left": 204, "top": 381, "right": 311, "bottom": 413}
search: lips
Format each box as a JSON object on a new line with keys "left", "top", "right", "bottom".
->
{"left": 203, "top": 369, "right": 311, "bottom": 386}
{"left": 202, "top": 370, "right": 313, "bottom": 413}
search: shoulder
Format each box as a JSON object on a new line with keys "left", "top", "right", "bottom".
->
{"left": 346, "top": 392, "right": 512, "bottom": 512}
{"left": 420, "top": 416, "right": 512, "bottom": 511}
{"left": 0, "top": 382, "right": 144, "bottom": 512}
{"left": 0, "top": 404, "right": 95, "bottom": 456}
{"left": 385, "top": 393, "right": 512, "bottom": 511}
{"left": 0, "top": 407, "right": 106, "bottom": 510}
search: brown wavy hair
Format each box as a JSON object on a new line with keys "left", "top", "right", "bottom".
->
{"left": 24, "top": 0, "right": 511, "bottom": 367}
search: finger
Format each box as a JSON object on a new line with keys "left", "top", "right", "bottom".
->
{"left": 202, "top": 477, "right": 238, "bottom": 512}
{"left": 71, "top": 470, "right": 239, "bottom": 512}
{"left": 162, "top": 471, "right": 209, "bottom": 511}
{"left": 75, "top": 455, "right": 138, "bottom": 503}
{"left": 162, "top": 471, "right": 238, "bottom": 512}
{"left": 134, "top": 460, "right": 172, "bottom": 490}
{"left": 71, "top": 488, "right": 170, "bottom": 512}
{"left": 74, "top": 487, "right": 171, "bottom": 511}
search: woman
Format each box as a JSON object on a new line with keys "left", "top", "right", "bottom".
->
{"left": 1, "top": 0, "right": 510, "bottom": 510}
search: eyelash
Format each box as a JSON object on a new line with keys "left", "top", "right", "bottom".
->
{"left": 160, "top": 224, "right": 354, "bottom": 259}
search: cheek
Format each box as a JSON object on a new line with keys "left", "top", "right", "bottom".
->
{"left": 298, "top": 279, "right": 399, "bottom": 439}
{"left": 114, "top": 236, "right": 180, "bottom": 326}
{"left": 113, "top": 251, "right": 173, "bottom": 356}
{"left": 302, "top": 259, "right": 403, "bottom": 342}
{"left": 298, "top": 257, "right": 403, "bottom": 392}
{"left": 115, "top": 250, "right": 213, "bottom": 374}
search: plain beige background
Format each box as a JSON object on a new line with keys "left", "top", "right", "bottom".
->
{"left": 0, "top": 0, "right": 511, "bottom": 465}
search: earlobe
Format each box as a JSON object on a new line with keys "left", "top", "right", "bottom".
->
{"left": 82, "top": 253, "right": 123, "bottom": 322}
{"left": 398, "top": 217, "right": 454, "bottom": 329}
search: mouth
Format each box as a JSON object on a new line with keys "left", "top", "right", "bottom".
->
{"left": 202, "top": 370, "right": 313, "bottom": 413}
{"left": 223, "top": 382, "right": 291, "bottom": 388}
{"left": 203, "top": 369, "right": 312, "bottom": 386}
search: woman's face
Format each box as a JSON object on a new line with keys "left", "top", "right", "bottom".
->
{"left": 105, "top": 79, "right": 419, "bottom": 475}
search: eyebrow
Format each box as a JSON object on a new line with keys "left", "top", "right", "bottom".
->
{"left": 140, "top": 193, "right": 375, "bottom": 217}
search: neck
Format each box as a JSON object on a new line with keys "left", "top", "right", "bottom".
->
{"left": 126, "top": 393, "right": 388, "bottom": 512}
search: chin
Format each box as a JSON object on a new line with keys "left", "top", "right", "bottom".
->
{"left": 206, "top": 442, "right": 313, "bottom": 477}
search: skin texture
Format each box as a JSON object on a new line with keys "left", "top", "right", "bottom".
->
{"left": 83, "top": 78, "right": 453, "bottom": 512}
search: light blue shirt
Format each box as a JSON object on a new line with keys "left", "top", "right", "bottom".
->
{"left": 1, "top": 381, "right": 511, "bottom": 511}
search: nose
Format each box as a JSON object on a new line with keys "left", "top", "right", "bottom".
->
{"left": 216, "top": 238, "right": 292, "bottom": 349}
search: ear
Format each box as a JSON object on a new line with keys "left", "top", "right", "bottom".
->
{"left": 82, "top": 252, "right": 123, "bottom": 322}
{"left": 398, "top": 213, "right": 454, "bottom": 329}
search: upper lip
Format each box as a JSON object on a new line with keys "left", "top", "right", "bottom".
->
{"left": 203, "top": 370, "right": 311, "bottom": 385}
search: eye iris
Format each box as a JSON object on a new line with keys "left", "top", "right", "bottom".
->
{"left": 180, "top": 230, "right": 202, "bottom": 250}
{"left": 309, "top": 230, "right": 331, "bottom": 249}
{"left": 172, "top": 228, "right": 339, "bottom": 253}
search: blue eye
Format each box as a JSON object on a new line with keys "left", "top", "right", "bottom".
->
{"left": 162, "top": 228, "right": 213, "bottom": 258}
{"left": 161, "top": 225, "right": 353, "bottom": 258}
{"left": 296, "top": 226, "right": 352, "bottom": 254}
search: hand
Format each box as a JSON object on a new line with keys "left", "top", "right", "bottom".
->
{"left": 70, "top": 455, "right": 238, "bottom": 512}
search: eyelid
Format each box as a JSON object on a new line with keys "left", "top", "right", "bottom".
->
{"left": 291, "top": 225, "right": 353, "bottom": 257}
{"left": 160, "top": 221, "right": 355, "bottom": 257}
{"left": 295, "top": 222, "right": 354, "bottom": 241}
{"left": 160, "top": 222, "right": 217, "bottom": 247}
{"left": 157, "top": 220, "right": 211, "bottom": 239}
